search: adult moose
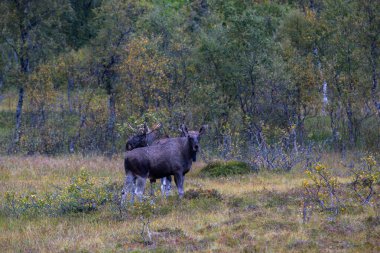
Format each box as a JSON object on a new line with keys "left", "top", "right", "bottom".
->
{"left": 124, "top": 123, "right": 195, "bottom": 198}
{"left": 124, "top": 122, "right": 172, "bottom": 198}
{"left": 121, "top": 125, "right": 206, "bottom": 203}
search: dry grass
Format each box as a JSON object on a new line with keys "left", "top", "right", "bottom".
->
{"left": 0, "top": 154, "right": 379, "bottom": 252}
{"left": 0, "top": 155, "right": 122, "bottom": 193}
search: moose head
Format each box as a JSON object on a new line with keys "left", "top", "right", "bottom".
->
{"left": 180, "top": 124, "right": 207, "bottom": 161}
{"left": 126, "top": 122, "right": 162, "bottom": 151}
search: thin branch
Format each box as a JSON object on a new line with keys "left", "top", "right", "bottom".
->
{"left": 5, "top": 38, "right": 19, "bottom": 58}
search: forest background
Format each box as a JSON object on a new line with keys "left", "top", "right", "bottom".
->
{"left": 1, "top": 1, "right": 380, "bottom": 251}
{"left": 0, "top": 0, "right": 379, "bottom": 161}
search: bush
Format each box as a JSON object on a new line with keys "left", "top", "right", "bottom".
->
{"left": 199, "top": 160, "right": 251, "bottom": 177}
{"left": 56, "top": 169, "right": 112, "bottom": 214}
{"left": 301, "top": 155, "right": 380, "bottom": 223}
{"left": 302, "top": 163, "right": 343, "bottom": 222}
{"left": 351, "top": 155, "right": 379, "bottom": 205}
{"left": 1, "top": 169, "right": 112, "bottom": 217}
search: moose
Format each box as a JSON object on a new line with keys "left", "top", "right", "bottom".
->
{"left": 124, "top": 122, "right": 172, "bottom": 198}
{"left": 121, "top": 125, "right": 206, "bottom": 203}
{"left": 125, "top": 122, "right": 164, "bottom": 151}
{"left": 124, "top": 123, "right": 196, "bottom": 199}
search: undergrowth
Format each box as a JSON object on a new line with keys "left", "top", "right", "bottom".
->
{"left": 199, "top": 160, "right": 252, "bottom": 177}
{"left": 1, "top": 169, "right": 113, "bottom": 217}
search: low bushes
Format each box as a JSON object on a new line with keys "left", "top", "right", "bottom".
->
{"left": 199, "top": 160, "right": 251, "bottom": 177}
{"left": 1, "top": 169, "right": 113, "bottom": 217}
{"left": 302, "top": 155, "right": 380, "bottom": 222}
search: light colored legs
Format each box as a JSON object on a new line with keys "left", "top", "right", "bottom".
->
{"left": 135, "top": 176, "right": 147, "bottom": 202}
{"left": 121, "top": 172, "right": 135, "bottom": 205}
{"left": 122, "top": 174, "right": 176, "bottom": 206}
{"left": 174, "top": 173, "right": 184, "bottom": 198}
{"left": 160, "top": 177, "right": 172, "bottom": 198}
{"left": 150, "top": 180, "right": 155, "bottom": 197}
{"left": 147, "top": 177, "right": 172, "bottom": 199}
{"left": 160, "top": 178, "right": 167, "bottom": 198}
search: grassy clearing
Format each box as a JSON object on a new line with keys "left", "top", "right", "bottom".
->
{"left": 0, "top": 155, "right": 379, "bottom": 252}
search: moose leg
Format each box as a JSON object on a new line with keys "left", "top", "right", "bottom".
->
{"left": 130, "top": 176, "right": 137, "bottom": 204}
{"left": 121, "top": 172, "right": 135, "bottom": 205}
{"left": 160, "top": 176, "right": 172, "bottom": 198}
{"left": 166, "top": 176, "right": 172, "bottom": 196}
{"left": 174, "top": 173, "right": 184, "bottom": 198}
{"left": 160, "top": 177, "right": 167, "bottom": 198}
{"left": 149, "top": 179, "right": 156, "bottom": 197}
{"left": 135, "top": 176, "right": 147, "bottom": 202}
{"left": 161, "top": 176, "right": 172, "bottom": 197}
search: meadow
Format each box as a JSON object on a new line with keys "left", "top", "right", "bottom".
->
{"left": 1, "top": 0, "right": 380, "bottom": 251}
{"left": 0, "top": 154, "right": 379, "bottom": 252}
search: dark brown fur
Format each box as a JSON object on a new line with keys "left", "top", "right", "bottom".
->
{"left": 122, "top": 126, "right": 206, "bottom": 199}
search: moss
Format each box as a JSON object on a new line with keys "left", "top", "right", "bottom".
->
{"left": 199, "top": 160, "right": 251, "bottom": 177}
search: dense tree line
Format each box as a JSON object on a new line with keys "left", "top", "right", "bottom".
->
{"left": 0, "top": 0, "right": 379, "bottom": 158}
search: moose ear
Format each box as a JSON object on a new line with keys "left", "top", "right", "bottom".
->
{"left": 180, "top": 124, "right": 188, "bottom": 137}
{"left": 199, "top": 125, "right": 207, "bottom": 136}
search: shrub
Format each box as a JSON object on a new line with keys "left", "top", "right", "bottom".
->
{"left": 199, "top": 160, "right": 251, "bottom": 177}
{"left": 351, "top": 155, "right": 379, "bottom": 205}
{"left": 130, "top": 199, "right": 156, "bottom": 244}
{"left": 302, "top": 163, "right": 343, "bottom": 222}
{"left": 301, "top": 156, "right": 380, "bottom": 222}
{"left": 56, "top": 169, "right": 112, "bottom": 214}
{"left": 1, "top": 169, "right": 112, "bottom": 217}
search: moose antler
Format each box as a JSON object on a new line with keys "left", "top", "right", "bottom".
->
{"left": 130, "top": 122, "right": 162, "bottom": 135}
{"left": 127, "top": 123, "right": 136, "bottom": 132}
{"left": 150, "top": 123, "right": 162, "bottom": 132}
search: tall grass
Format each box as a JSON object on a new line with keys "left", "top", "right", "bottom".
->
{"left": 0, "top": 154, "right": 378, "bottom": 252}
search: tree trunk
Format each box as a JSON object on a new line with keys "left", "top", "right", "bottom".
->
{"left": 0, "top": 74, "right": 3, "bottom": 91}
{"left": 15, "top": 86, "right": 24, "bottom": 141}
{"left": 370, "top": 40, "right": 380, "bottom": 118}
{"left": 68, "top": 90, "right": 95, "bottom": 153}
{"left": 68, "top": 76, "right": 74, "bottom": 113}
{"left": 297, "top": 114, "right": 304, "bottom": 146}
{"left": 329, "top": 108, "right": 339, "bottom": 151}
{"left": 9, "top": 87, "right": 25, "bottom": 153}
{"left": 346, "top": 102, "right": 355, "bottom": 148}
{"left": 292, "top": 123, "right": 298, "bottom": 154}
{"left": 69, "top": 114, "right": 86, "bottom": 153}
{"left": 0, "top": 75, "right": 3, "bottom": 104}
{"left": 295, "top": 84, "right": 305, "bottom": 146}
{"left": 12, "top": 57, "right": 29, "bottom": 152}
{"left": 107, "top": 91, "right": 116, "bottom": 156}
{"left": 11, "top": 2, "right": 31, "bottom": 152}
{"left": 322, "top": 81, "right": 328, "bottom": 114}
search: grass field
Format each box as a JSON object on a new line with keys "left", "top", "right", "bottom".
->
{"left": 0, "top": 154, "right": 379, "bottom": 252}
